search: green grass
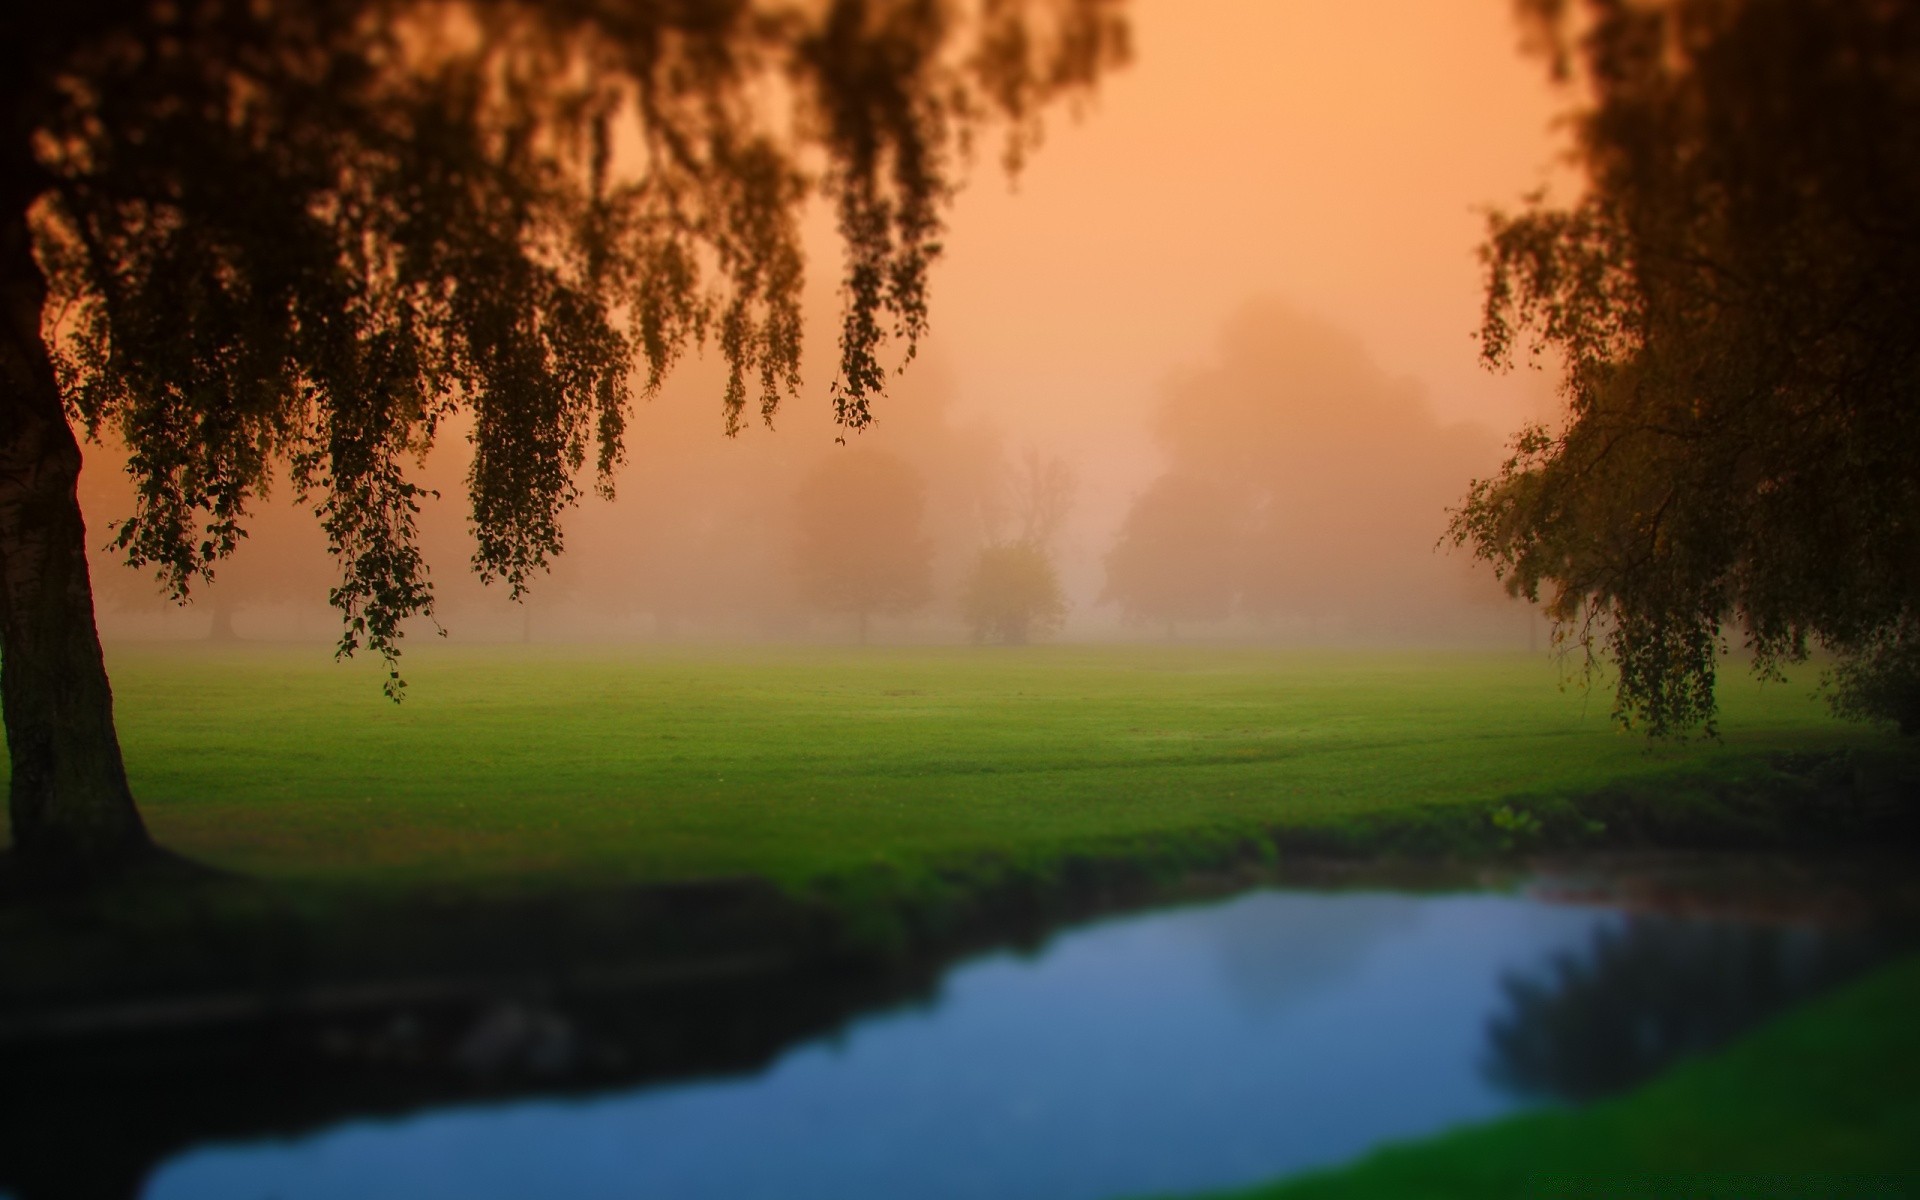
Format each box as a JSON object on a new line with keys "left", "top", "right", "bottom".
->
{"left": 3, "top": 640, "right": 1889, "bottom": 890}
{"left": 1176, "top": 950, "right": 1920, "bottom": 1200}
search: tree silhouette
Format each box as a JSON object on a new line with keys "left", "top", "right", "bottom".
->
{"left": 1451, "top": 0, "right": 1920, "bottom": 735}
{"left": 962, "top": 540, "right": 1066, "bottom": 644}
{"left": 0, "top": 0, "right": 1128, "bottom": 880}
{"left": 1484, "top": 916, "right": 1888, "bottom": 1103}
{"left": 984, "top": 449, "right": 1076, "bottom": 549}
{"left": 790, "top": 448, "right": 933, "bottom": 643}
{"left": 1139, "top": 300, "right": 1504, "bottom": 639}
{"left": 965, "top": 449, "right": 1072, "bottom": 644}
{"left": 1101, "top": 472, "right": 1248, "bottom": 638}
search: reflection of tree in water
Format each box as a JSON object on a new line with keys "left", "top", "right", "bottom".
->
{"left": 1484, "top": 916, "right": 1893, "bottom": 1102}
{"left": 1207, "top": 893, "right": 1422, "bottom": 1018}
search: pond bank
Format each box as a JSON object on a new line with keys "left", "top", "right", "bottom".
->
{"left": 1183, "top": 949, "right": 1920, "bottom": 1200}
{"left": 1, "top": 745, "right": 1916, "bottom": 1198}
{"left": 8, "top": 745, "right": 1916, "bottom": 1018}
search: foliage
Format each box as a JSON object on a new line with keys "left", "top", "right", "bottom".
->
{"left": 1828, "top": 618, "right": 1920, "bottom": 736}
{"left": 14, "top": 0, "right": 1128, "bottom": 691}
{"left": 984, "top": 448, "right": 1076, "bottom": 547}
{"left": 1450, "top": 0, "right": 1920, "bottom": 735}
{"left": 790, "top": 447, "right": 933, "bottom": 634}
{"left": 1101, "top": 472, "right": 1248, "bottom": 633}
{"left": 966, "top": 446, "right": 1072, "bottom": 643}
{"left": 1486, "top": 801, "right": 1544, "bottom": 852}
{"left": 961, "top": 540, "right": 1067, "bottom": 643}
{"left": 1144, "top": 301, "right": 1504, "bottom": 634}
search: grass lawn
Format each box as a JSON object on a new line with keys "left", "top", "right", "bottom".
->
{"left": 1176, "top": 949, "right": 1920, "bottom": 1200}
{"left": 1, "top": 640, "right": 1889, "bottom": 891}
{"left": 3, "top": 642, "right": 1914, "bottom": 1196}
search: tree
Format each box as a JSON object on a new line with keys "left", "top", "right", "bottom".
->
{"left": 1100, "top": 472, "right": 1247, "bottom": 638}
{"left": 1140, "top": 300, "right": 1506, "bottom": 639}
{"left": 1450, "top": 0, "right": 1920, "bottom": 735}
{"left": 1, "top": 0, "right": 1128, "bottom": 879}
{"left": 982, "top": 448, "right": 1075, "bottom": 549}
{"left": 961, "top": 540, "right": 1066, "bottom": 644}
{"left": 790, "top": 448, "right": 933, "bottom": 642}
{"left": 963, "top": 447, "right": 1072, "bottom": 644}
{"left": 186, "top": 483, "right": 337, "bottom": 642}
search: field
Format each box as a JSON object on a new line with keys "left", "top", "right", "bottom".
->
{"left": 3, "top": 640, "right": 1890, "bottom": 891}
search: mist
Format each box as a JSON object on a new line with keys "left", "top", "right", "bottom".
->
{"left": 80, "top": 296, "right": 1532, "bottom": 650}
{"left": 75, "top": 0, "right": 1566, "bottom": 652}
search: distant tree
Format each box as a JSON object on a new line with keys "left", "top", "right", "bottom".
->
{"left": 1101, "top": 472, "right": 1248, "bottom": 638}
{"left": 1, "top": 0, "right": 1127, "bottom": 878}
{"left": 791, "top": 449, "right": 933, "bottom": 643}
{"left": 984, "top": 448, "right": 1076, "bottom": 548}
{"left": 1450, "top": 0, "right": 1920, "bottom": 735}
{"left": 1143, "top": 300, "right": 1505, "bottom": 637}
{"left": 964, "top": 448, "right": 1073, "bottom": 644}
{"left": 961, "top": 540, "right": 1067, "bottom": 645}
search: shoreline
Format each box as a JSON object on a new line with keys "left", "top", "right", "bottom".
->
{"left": 2, "top": 745, "right": 1916, "bottom": 1198}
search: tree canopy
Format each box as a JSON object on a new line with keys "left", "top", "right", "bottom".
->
{"left": 1133, "top": 300, "right": 1505, "bottom": 638}
{"left": 19, "top": 0, "right": 1125, "bottom": 683}
{"left": 0, "top": 0, "right": 1126, "bottom": 875}
{"left": 964, "top": 447, "right": 1072, "bottom": 644}
{"left": 1451, "top": 0, "right": 1920, "bottom": 735}
{"left": 962, "top": 540, "right": 1065, "bottom": 644}
{"left": 790, "top": 447, "right": 933, "bottom": 640}
{"left": 1101, "top": 472, "right": 1246, "bottom": 635}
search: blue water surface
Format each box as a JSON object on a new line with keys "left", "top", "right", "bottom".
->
{"left": 144, "top": 890, "right": 1635, "bottom": 1199}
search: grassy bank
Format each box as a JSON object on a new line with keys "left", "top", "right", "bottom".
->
{"left": 3, "top": 643, "right": 1915, "bottom": 1196}
{"left": 1174, "top": 951, "right": 1920, "bottom": 1200}
{"left": 4, "top": 642, "right": 1914, "bottom": 1006}
{"left": 5, "top": 642, "right": 1904, "bottom": 895}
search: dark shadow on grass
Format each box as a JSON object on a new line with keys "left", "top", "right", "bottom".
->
{"left": 0, "top": 843, "right": 233, "bottom": 903}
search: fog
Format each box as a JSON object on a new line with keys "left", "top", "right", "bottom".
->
{"left": 78, "top": 0, "right": 1567, "bottom": 651}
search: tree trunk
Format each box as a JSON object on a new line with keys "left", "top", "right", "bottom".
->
{"left": 0, "top": 193, "right": 152, "bottom": 880}
{"left": 207, "top": 596, "right": 238, "bottom": 642}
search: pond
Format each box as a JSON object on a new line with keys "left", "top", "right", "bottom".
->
{"left": 134, "top": 860, "right": 1911, "bottom": 1200}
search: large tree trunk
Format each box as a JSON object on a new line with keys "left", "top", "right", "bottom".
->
{"left": 0, "top": 193, "right": 152, "bottom": 881}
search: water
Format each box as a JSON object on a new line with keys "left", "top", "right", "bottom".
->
{"left": 139, "top": 884, "right": 1901, "bottom": 1200}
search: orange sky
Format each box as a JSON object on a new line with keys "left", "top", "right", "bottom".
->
{"left": 85, "top": 0, "right": 1580, "bottom": 643}
{"left": 861, "top": 0, "right": 1570, "bottom": 463}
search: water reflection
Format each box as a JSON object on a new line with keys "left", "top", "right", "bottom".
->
{"left": 1200, "top": 892, "right": 1422, "bottom": 1018}
{"left": 2, "top": 868, "right": 1901, "bottom": 1200}
{"left": 1484, "top": 915, "right": 1894, "bottom": 1102}
{"left": 138, "top": 885, "right": 1904, "bottom": 1200}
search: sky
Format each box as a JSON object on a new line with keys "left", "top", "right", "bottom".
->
{"left": 904, "top": 0, "right": 1569, "bottom": 457}
{"left": 85, "top": 0, "right": 1579, "bottom": 644}
{"left": 792, "top": 0, "right": 1576, "bottom": 624}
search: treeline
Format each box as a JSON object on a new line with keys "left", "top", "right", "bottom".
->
{"left": 1101, "top": 301, "right": 1522, "bottom": 643}
{"left": 82, "top": 302, "right": 1526, "bottom": 648}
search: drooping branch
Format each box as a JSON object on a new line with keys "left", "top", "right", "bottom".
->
{"left": 20, "top": 0, "right": 1129, "bottom": 690}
